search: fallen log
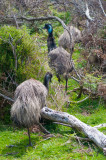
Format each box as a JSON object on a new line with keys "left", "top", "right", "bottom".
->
{"left": 41, "top": 107, "right": 106, "bottom": 154}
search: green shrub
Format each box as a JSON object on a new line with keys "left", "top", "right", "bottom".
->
{"left": 0, "top": 25, "right": 43, "bottom": 84}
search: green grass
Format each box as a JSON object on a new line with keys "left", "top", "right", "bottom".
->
{"left": 0, "top": 123, "right": 105, "bottom": 160}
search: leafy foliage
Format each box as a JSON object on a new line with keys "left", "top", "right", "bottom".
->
{"left": 0, "top": 25, "right": 43, "bottom": 84}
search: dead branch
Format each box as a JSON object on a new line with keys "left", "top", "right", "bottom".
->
{"left": 68, "top": 96, "right": 89, "bottom": 104}
{"left": 85, "top": 3, "right": 93, "bottom": 21}
{"left": 53, "top": 122, "right": 72, "bottom": 128}
{"left": 50, "top": 94, "right": 59, "bottom": 109}
{"left": 70, "top": 76, "right": 80, "bottom": 83}
{"left": 70, "top": 59, "right": 81, "bottom": 80}
{"left": 77, "top": 85, "right": 83, "bottom": 99}
{"left": 0, "top": 93, "right": 14, "bottom": 102}
{"left": 13, "top": 15, "right": 19, "bottom": 29}
{"left": 41, "top": 107, "right": 106, "bottom": 153}
{"left": 19, "top": 16, "right": 67, "bottom": 29}
{"left": 70, "top": 86, "right": 98, "bottom": 98}
{"left": 71, "top": 87, "right": 90, "bottom": 93}
{"left": 0, "top": 87, "right": 14, "bottom": 98}
{"left": 63, "top": 136, "right": 92, "bottom": 146}
{"left": 74, "top": 136, "right": 92, "bottom": 142}
{"left": 98, "top": 0, "right": 106, "bottom": 16}
{"left": 94, "top": 123, "right": 106, "bottom": 129}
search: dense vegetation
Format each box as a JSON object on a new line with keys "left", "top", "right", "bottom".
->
{"left": 0, "top": 0, "right": 106, "bottom": 159}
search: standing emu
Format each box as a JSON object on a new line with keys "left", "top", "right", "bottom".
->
{"left": 11, "top": 72, "right": 52, "bottom": 146}
{"left": 48, "top": 47, "right": 73, "bottom": 91}
{"left": 58, "top": 26, "right": 82, "bottom": 52}
{"left": 43, "top": 24, "right": 73, "bottom": 91}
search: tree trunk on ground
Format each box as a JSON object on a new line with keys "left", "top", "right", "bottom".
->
{"left": 41, "top": 107, "right": 106, "bottom": 154}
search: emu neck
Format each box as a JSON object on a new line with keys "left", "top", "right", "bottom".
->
{"left": 44, "top": 76, "right": 50, "bottom": 90}
{"left": 48, "top": 32, "right": 53, "bottom": 37}
{"left": 47, "top": 31, "right": 57, "bottom": 52}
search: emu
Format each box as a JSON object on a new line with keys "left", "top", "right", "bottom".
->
{"left": 11, "top": 72, "right": 52, "bottom": 146}
{"left": 43, "top": 24, "right": 73, "bottom": 91}
{"left": 48, "top": 46, "right": 73, "bottom": 91}
{"left": 58, "top": 26, "right": 82, "bottom": 52}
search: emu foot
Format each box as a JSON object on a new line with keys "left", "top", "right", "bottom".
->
{"left": 26, "top": 142, "right": 33, "bottom": 147}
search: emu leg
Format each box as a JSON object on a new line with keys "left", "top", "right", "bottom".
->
{"left": 71, "top": 47, "right": 74, "bottom": 55}
{"left": 38, "top": 123, "right": 50, "bottom": 134}
{"left": 27, "top": 127, "right": 32, "bottom": 146}
{"left": 56, "top": 74, "right": 61, "bottom": 82}
{"left": 65, "top": 76, "right": 68, "bottom": 91}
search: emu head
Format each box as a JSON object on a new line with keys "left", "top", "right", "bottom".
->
{"left": 43, "top": 24, "right": 53, "bottom": 35}
{"left": 44, "top": 72, "right": 53, "bottom": 90}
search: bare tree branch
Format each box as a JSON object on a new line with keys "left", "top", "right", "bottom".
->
{"left": 9, "top": 34, "right": 18, "bottom": 70}
{"left": 70, "top": 76, "right": 80, "bottom": 83}
{"left": 13, "top": 15, "right": 19, "bottom": 29}
{"left": 50, "top": 94, "right": 59, "bottom": 109}
{"left": 0, "top": 93, "right": 14, "bottom": 102}
{"left": 19, "top": 16, "right": 67, "bottom": 29}
{"left": 68, "top": 96, "right": 89, "bottom": 104}
{"left": 98, "top": 0, "right": 106, "bottom": 16}
{"left": 53, "top": 122, "right": 72, "bottom": 128}
{"left": 85, "top": 3, "right": 93, "bottom": 21}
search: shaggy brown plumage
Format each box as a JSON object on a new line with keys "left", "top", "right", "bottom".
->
{"left": 58, "top": 26, "right": 82, "bottom": 51}
{"left": 11, "top": 72, "right": 52, "bottom": 146}
{"left": 11, "top": 79, "right": 47, "bottom": 128}
{"left": 48, "top": 47, "right": 73, "bottom": 90}
{"left": 48, "top": 47, "right": 73, "bottom": 75}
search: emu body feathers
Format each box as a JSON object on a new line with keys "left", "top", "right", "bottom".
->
{"left": 59, "top": 26, "right": 82, "bottom": 51}
{"left": 48, "top": 47, "right": 73, "bottom": 75}
{"left": 11, "top": 79, "right": 48, "bottom": 128}
{"left": 47, "top": 36, "right": 56, "bottom": 52}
